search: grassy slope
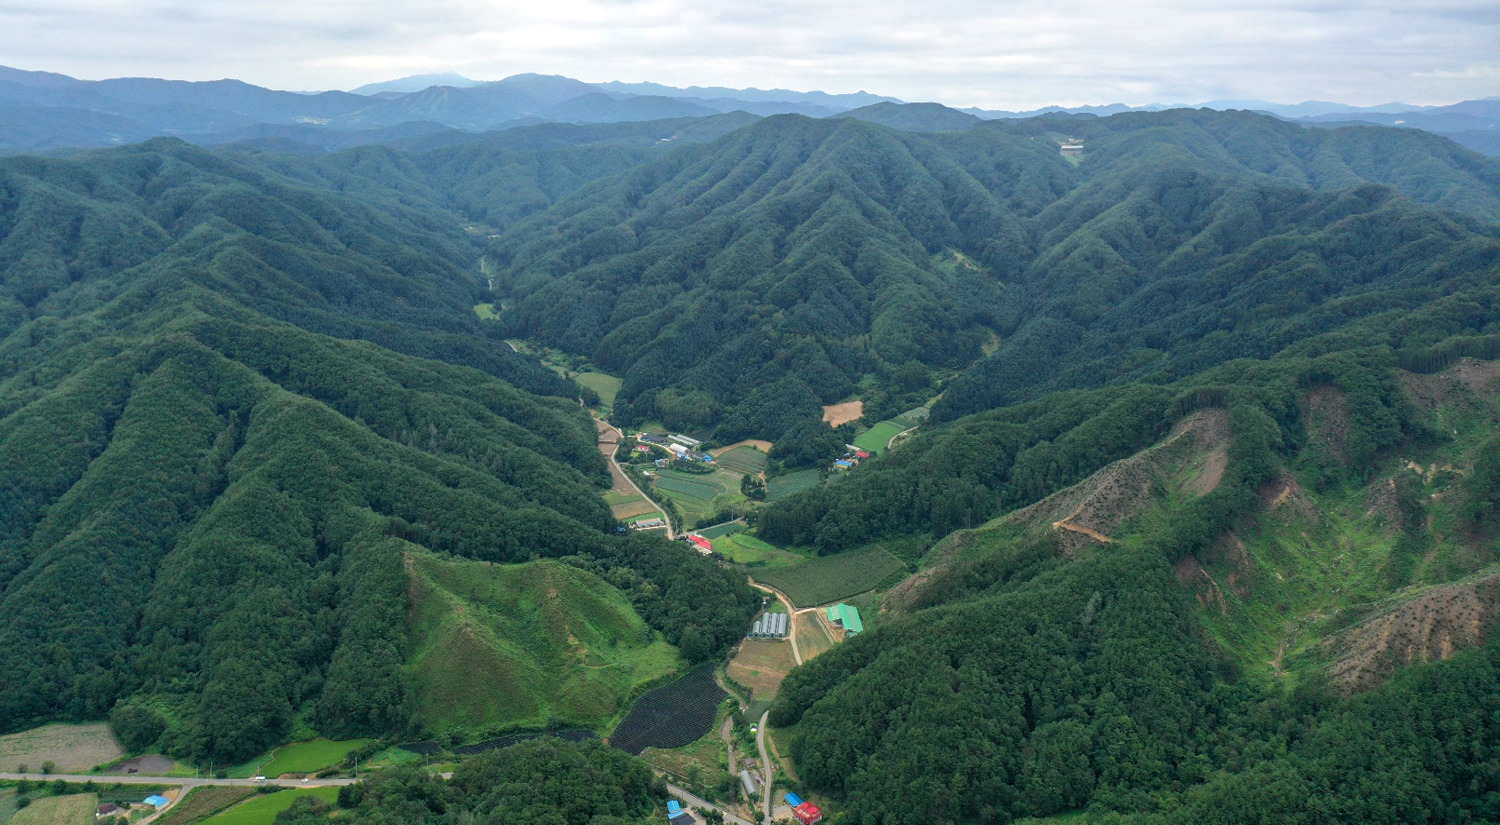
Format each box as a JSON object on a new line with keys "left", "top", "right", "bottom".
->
{"left": 405, "top": 554, "right": 680, "bottom": 737}
{"left": 257, "top": 738, "right": 373, "bottom": 776}
{"left": 854, "top": 422, "right": 904, "bottom": 454}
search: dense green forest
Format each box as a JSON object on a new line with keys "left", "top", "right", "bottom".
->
{"left": 275, "top": 738, "right": 665, "bottom": 824}
{"left": 0, "top": 138, "right": 754, "bottom": 764}
{"left": 8, "top": 108, "right": 1500, "bottom": 822}
{"left": 484, "top": 110, "right": 1500, "bottom": 453}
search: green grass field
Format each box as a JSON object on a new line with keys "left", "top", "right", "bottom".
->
{"left": 753, "top": 545, "right": 908, "bottom": 607}
{"left": 766, "top": 469, "right": 822, "bottom": 501}
{"left": 712, "top": 534, "right": 803, "bottom": 567}
{"left": 9, "top": 794, "right": 96, "bottom": 825}
{"left": 406, "top": 554, "right": 680, "bottom": 738}
{"left": 200, "top": 788, "right": 338, "bottom": 825}
{"left": 158, "top": 787, "right": 259, "bottom": 825}
{"left": 654, "top": 473, "right": 725, "bottom": 501}
{"left": 576, "top": 372, "right": 622, "bottom": 409}
{"left": 715, "top": 447, "right": 768, "bottom": 475}
{"left": 855, "top": 421, "right": 905, "bottom": 454}
{"left": 257, "top": 738, "right": 372, "bottom": 777}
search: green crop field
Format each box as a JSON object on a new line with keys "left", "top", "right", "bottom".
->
{"left": 753, "top": 545, "right": 908, "bottom": 607}
{"left": 406, "top": 554, "right": 679, "bottom": 738}
{"left": 695, "top": 521, "right": 743, "bottom": 539}
{"left": 10, "top": 793, "right": 96, "bottom": 825}
{"left": 712, "top": 534, "right": 802, "bottom": 567}
{"left": 257, "top": 738, "right": 372, "bottom": 777}
{"left": 854, "top": 421, "right": 905, "bottom": 454}
{"left": 766, "top": 469, "right": 822, "bottom": 501}
{"left": 158, "top": 787, "right": 259, "bottom": 825}
{"left": 200, "top": 788, "right": 338, "bottom": 825}
{"left": 575, "top": 372, "right": 622, "bottom": 409}
{"left": 715, "top": 447, "right": 767, "bottom": 475}
{"left": 655, "top": 473, "right": 724, "bottom": 500}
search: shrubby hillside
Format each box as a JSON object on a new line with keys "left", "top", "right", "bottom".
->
{"left": 0, "top": 139, "right": 754, "bottom": 764}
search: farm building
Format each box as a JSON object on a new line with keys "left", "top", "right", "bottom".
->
{"left": 640, "top": 433, "right": 668, "bottom": 445}
{"left": 687, "top": 534, "right": 713, "bottom": 553}
{"left": 633, "top": 518, "right": 665, "bottom": 530}
{"left": 740, "top": 768, "right": 760, "bottom": 797}
{"left": 826, "top": 603, "right": 864, "bottom": 635}
{"left": 749, "top": 612, "right": 788, "bottom": 638}
{"left": 666, "top": 799, "right": 694, "bottom": 825}
{"left": 98, "top": 803, "right": 120, "bottom": 816}
{"left": 669, "top": 434, "right": 703, "bottom": 449}
{"left": 834, "top": 459, "right": 853, "bottom": 469}
{"left": 144, "top": 795, "right": 171, "bottom": 809}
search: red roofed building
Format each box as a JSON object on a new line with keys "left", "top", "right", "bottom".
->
{"left": 855, "top": 450, "right": 870, "bottom": 459}
{"left": 793, "top": 801, "right": 823, "bottom": 825}
{"left": 688, "top": 535, "right": 713, "bottom": 553}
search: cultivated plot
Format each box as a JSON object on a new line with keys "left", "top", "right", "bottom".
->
{"left": 0, "top": 723, "right": 122, "bottom": 773}
{"left": 754, "top": 545, "right": 907, "bottom": 608}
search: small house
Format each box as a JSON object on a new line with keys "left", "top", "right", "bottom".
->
{"left": 143, "top": 795, "right": 171, "bottom": 810}
{"left": 793, "top": 801, "right": 824, "bottom": 825}
{"left": 688, "top": 535, "right": 713, "bottom": 553}
{"left": 97, "top": 803, "right": 119, "bottom": 817}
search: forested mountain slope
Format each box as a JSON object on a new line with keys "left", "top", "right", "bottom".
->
{"left": 486, "top": 111, "right": 1500, "bottom": 455}
{"left": 767, "top": 341, "right": 1500, "bottom": 822}
{"left": 0, "top": 139, "right": 755, "bottom": 764}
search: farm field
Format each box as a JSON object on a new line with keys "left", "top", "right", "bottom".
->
{"left": 157, "top": 787, "right": 259, "bottom": 825}
{"left": 609, "top": 667, "right": 726, "bottom": 755}
{"left": 406, "top": 554, "right": 679, "bottom": 737}
{"left": 653, "top": 469, "right": 741, "bottom": 525}
{"left": 640, "top": 724, "right": 729, "bottom": 793}
{"left": 753, "top": 545, "right": 908, "bottom": 608}
{"left": 714, "top": 446, "right": 768, "bottom": 475}
{"left": 472, "top": 303, "right": 498, "bottom": 320}
{"left": 694, "top": 521, "right": 743, "bottom": 539}
{"left": 794, "top": 613, "right": 835, "bottom": 661}
{"left": 712, "top": 533, "right": 802, "bottom": 567}
{"left": 727, "top": 640, "right": 797, "bottom": 701}
{"left": 200, "top": 788, "right": 338, "bottom": 825}
{"left": 766, "top": 469, "right": 822, "bottom": 501}
{"left": 0, "top": 723, "right": 122, "bottom": 773}
{"left": 610, "top": 498, "right": 659, "bottom": 520}
{"left": 822, "top": 400, "right": 864, "bottom": 426}
{"left": 257, "top": 738, "right": 372, "bottom": 776}
{"left": 854, "top": 421, "right": 905, "bottom": 454}
{"left": 576, "top": 372, "right": 622, "bottom": 409}
{"left": 10, "top": 794, "right": 96, "bottom": 825}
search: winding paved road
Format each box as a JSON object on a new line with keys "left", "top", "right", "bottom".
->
{"left": 595, "top": 417, "right": 674, "bottom": 539}
{"left": 665, "top": 781, "right": 754, "bottom": 825}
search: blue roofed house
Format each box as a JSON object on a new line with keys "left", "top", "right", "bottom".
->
{"left": 143, "top": 794, "right": 171, "bottom": 809}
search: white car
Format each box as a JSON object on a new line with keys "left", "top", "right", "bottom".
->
{"left": 253, "top": 776, "right": 266, "bottom": 782}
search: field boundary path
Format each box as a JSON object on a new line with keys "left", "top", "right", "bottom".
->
{"left": 595, "top": 417, "right": 674, "bottom": 539}
{"left": 888, "top": 425, "right": 918, "bottom": 450}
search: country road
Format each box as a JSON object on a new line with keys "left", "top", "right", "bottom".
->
{"left": 756, "top": 711, "right": 773, "bottom": 825}
{"left": 0, "top": 772, "right": 357, "bottom": 787}
{"left": 595, "top": 417, "right": 674, "bottom": 539}
{"left": 665, "top": 781, "right": 754, "bottom": 825}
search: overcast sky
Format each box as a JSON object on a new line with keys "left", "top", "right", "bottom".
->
{"left": 1, "top": 0, "right": 1496, "bottom": 108}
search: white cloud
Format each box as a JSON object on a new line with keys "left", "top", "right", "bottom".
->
{"left": 0, "top": 0, "right": 1495, "bottom": 107}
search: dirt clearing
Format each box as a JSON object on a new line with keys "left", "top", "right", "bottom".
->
{"left": 0, "top": 723, "right": 122, "bottom": 773}
{"left": 821, "top": 401, "right": 864, "bottom": 427}
{"left": 727, "top": 640, "right": 798, "bottom": 700}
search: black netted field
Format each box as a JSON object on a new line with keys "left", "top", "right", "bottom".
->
{"left": 608, "top": 667, "right": 726, "bottom": 755}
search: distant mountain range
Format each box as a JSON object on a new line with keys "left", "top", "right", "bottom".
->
{"left": 0, "top": 65, "right": 1494, "bottom": 156}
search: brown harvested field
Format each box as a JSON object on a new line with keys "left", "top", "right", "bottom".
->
{"left": 717, "top": 439, "right": 774, "bottom": 454}
{"left": 10, "top": 793, "right": 97, "bottom": 825}
{"left": 0, "top": 723, "right": 122, "bottom": 773}
{"left": 727, "top": 640, "right": 798, "bottom": 700}
{"left": 611, "top": 499, "right": 659, "bottom": 519}
{"left": 821, "top": 401, "right": 864, "bottom": 427}
{"left": 795, "top": 612, "right": 835, "bottom": 661}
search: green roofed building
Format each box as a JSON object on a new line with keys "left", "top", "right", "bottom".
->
{"left": 827, "top": 603, "right": 863, "bottom": 635}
